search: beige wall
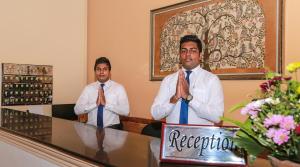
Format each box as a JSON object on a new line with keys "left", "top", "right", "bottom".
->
{"left": 0, "top": 0, "right": 87, "bottom": 112}
{"left": 88, "top": 0, "right": 300, "bottom": 121}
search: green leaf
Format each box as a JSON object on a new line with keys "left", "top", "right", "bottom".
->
{"left": 228, "top": 101, "right": 249, "bottom": 113}
{"left": 233, "top": 131, "right": 267, "bottom": 164}
{"left": 221, "top": 117, "right": 275, "bottom": 150}
{"left": 221, "top": 117, "right": 252, "bottom": 134}
{"left": 266, "top": 72, "right": 280, "bottom": 79}
{"left": 295, "top": 140, "right": 300, "bottom": 162}
{"left": 248, "top": 154, "right": 257, "bottom": 164}
{"left": 233, "top": 136, "right": 265, "bottom": 156}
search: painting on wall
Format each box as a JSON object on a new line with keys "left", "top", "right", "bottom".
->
{"left": 150, "top": 0, "right": 283, "bottom": 80}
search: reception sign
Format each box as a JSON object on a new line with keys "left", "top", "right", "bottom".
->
{"left": 160, "top": 124, "right": 246, "bottom": 166}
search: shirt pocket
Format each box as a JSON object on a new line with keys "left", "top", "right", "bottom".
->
{"left": 191, "top": 88, "right": 208, "bottom": 103}
{"left": 106, "top": 93, "right": 118, "bottom": 105}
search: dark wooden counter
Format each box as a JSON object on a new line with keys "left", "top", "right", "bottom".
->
{"left": 0, "top": 108, "right": 158, "bottom": 167}
{"left": 0, "top": 108, "right": 270, "bottom": 167}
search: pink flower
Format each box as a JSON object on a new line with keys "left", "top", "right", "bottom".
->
{"left": 295, "top": 124, "right": 300, "bottom": 135}
{"left": 264, "top": 118, "right": 273, "bottom": 127}
{"left": 240, "top": 100, "right": 264, "bottom": 118}
{"left": 248, "top": 110, "right": 258, "bottom": 118}
{"left": 273, "top": 129, "right": 290, "bottom": 145}
{"left": 264, "top": 115, "right": 284, "bottom": 128}
{"left": 279, "top": 116, "right": 295, "bottom": 130}
{"left": 240, "top": 107, "right": 249, "bottom": 115}
{"left": 266, "top": 128, "right": 276, "bottom": 139}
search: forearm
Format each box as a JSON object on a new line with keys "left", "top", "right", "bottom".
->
{"left": 105, "top": 87, "right": 130, "bottom": 116}
{"left": 188, "top": 87, "right": 224, "bottom": 123}
{"left": 151, "top": 102, "right": 175, "bottom": 120}
{"left": 151, "top": 75, "right": 177, "bottom": 120}
{"left": 189, "top": 76, "right": 224, "bottom": 123}
{"left": 189, "top": 100, "right": 224, "bottom": 123}
{"left": 105, "top": 103, "right": 129, "bottom": 116}
{"left": 74, "top": 102, "right": 97, "bottom": 115}
{"left": 74, "top": 87, "right": 98, "bottom": 115}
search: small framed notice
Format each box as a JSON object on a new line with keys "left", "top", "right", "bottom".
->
{"left": 160, "top": 124, "right": 246, "bottom": 166}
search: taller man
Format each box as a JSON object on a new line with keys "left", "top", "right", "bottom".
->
{"left": 151, "top": 35, "right": 224, "bottom": 125}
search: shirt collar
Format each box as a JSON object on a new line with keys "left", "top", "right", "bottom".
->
{"left": 97, "top": 79, "right": 112, "bottom": 88}
{"left": 182, "top": 65, "right": 201, "bottom": 75}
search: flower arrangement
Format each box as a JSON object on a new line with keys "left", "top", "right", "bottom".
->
{"left": 222, "top": 62, "right": 300, "bottom": 163}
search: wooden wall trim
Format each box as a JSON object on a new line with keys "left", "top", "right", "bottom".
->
{"left": 120, "top": 116, "right": 163, "bottom": 134}
{"left": 120, "top": 116, "right": 161, "bottom": 124}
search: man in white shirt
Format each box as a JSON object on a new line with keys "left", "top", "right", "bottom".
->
{"left": 151, "top": 35, "right": 224, "bottom": 125}
{"left": 75, "top": 57, "right": 129, "bottom": 128}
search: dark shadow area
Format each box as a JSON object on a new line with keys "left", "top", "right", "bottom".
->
{"left": 52, "top": 104, "right": 78, "bottom": 120}
{"left": 141, "top": 121, "right": 162, "bottom": 138}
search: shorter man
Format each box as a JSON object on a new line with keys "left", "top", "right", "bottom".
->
{"left": 75, "top": 57, "right": 129, "bottom": 129}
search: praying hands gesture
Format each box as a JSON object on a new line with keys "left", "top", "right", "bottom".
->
{"left": 97, "top": 87, "right": 106, "bottom": 106}
{"left": 170, "top": 70, "right": 190, "bottom": 104}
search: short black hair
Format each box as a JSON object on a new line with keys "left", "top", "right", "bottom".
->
{"left": 94, "top": 57, "right": 111, "bottom": 71}
{"left": 180, "top": 35, "right": 203, "bottom": 52}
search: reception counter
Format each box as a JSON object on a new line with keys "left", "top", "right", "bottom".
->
{"left": 0, "top": 108, "right": 270, "bottom": 167}
{"left": 0, "top": 108, "right": 159, "bottom": 167}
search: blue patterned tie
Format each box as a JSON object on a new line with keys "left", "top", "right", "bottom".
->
{"left": 179, "top": 70, "right": 192, "bottom": 124}
{"left": 97, "top": 83, "right": 105, "bottom": 128}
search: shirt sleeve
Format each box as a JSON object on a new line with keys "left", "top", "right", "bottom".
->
{"left": 105, "top": 85, "right": 130, "bottom": 116}
{"left": 74, "top": 86, "right": 98, "bottom": 115}
{"left": 151, "top": 76, "right": 176, "bottom": 120}
{"left": 189, "top": 76, "right": 224, "bottom": 123}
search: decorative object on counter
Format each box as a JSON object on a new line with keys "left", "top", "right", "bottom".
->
{"left": 160, "top": 124, "right": 246, "bottom": 166}
{"left": 150, "top": 0, "right": 283, "bottom": 80}
{"left": 1, "top": 63, "right": 53, "bottom": 106}
{"left": 222, "top": 62, "right": 300, "bottom": 165}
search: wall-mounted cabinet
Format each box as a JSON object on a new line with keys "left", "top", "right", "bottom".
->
{"left": 1, "top": 63, "right": 53, "bottom": 106}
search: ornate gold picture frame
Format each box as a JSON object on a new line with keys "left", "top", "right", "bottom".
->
{"left": 150, "top": 0, "right": 283, "bottom": 80}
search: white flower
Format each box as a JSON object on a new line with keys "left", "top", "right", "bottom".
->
{"left": 265, "top": 98, "right": 280, "bottom": 105}
{"left": 273, "top": 98, "right": 280, "bottom": 105}
{"left": 253, "top": 99, "right": 266, "bottom": 107}
{"left": 265, "top": 98, "right": 272, "bottom": 104}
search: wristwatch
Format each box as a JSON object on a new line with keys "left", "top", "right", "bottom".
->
{"left": 186, "top": 94, "right": 193, "bottom": 102}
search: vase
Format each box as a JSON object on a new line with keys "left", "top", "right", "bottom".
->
{"left": 268, "top": 156, "right": 300, "bottom": 167}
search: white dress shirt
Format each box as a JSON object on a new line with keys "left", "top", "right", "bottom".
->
{"left": 74, "top": 80, "right": 129, "bottom": 127}
{"left": 151, "top": 65, "right": 224, "bottom": 125}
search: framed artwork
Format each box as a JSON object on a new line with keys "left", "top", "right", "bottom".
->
{"left": 150, "top": 0, "right": 283, "bottom": 80}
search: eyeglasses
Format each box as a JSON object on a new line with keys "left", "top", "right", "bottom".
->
{"left": 180, "top": 48, "right": 199, "bottom": 55}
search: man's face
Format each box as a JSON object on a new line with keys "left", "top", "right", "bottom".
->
{"left": 179, "top": 41, "right": 201, "bottom": 70}
{"left": 95, "top": 63, "right": 110, "bottom": 83}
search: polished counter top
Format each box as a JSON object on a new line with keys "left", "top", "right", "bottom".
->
{"left": 0, "top": 108, "right": 157, "bottom": 167}
{"left": 0, "top": 108, "right": 270, "bottom": 167}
